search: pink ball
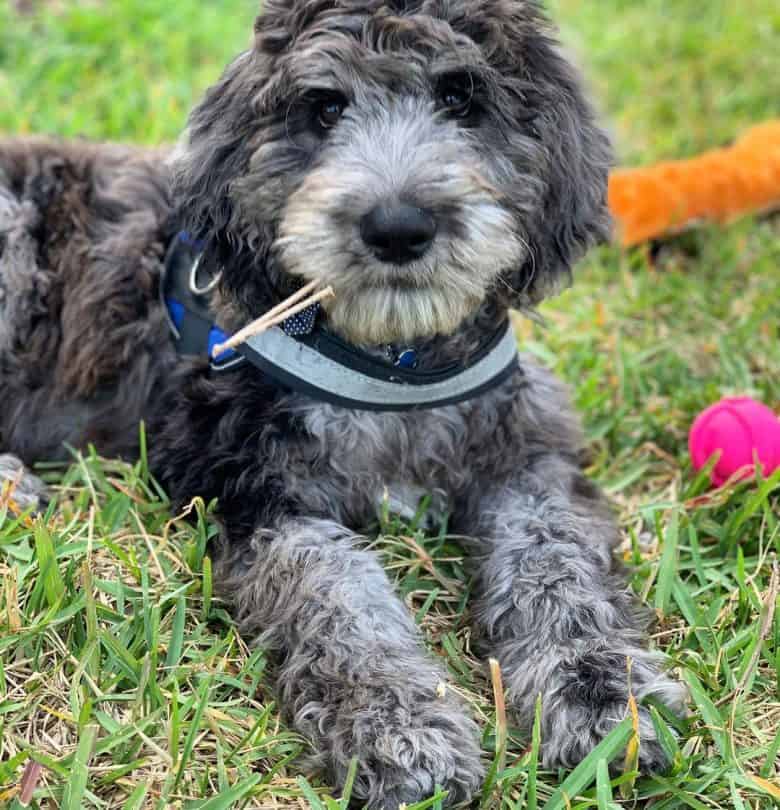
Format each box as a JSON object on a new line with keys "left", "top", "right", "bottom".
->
{"left": 689, "top": 397, "right": 780, "bottom": 487}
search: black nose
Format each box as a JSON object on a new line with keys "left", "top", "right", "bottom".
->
{"left": 360, "top": 203, "right": 437, "bottom": 264}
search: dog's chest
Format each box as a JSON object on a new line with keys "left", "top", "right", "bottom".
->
{"left": 294, "top": 401, "right": 483, "bottom": 525}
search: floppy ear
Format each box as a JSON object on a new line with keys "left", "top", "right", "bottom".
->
{"left": 171, "top": 50, "right": 266, "bottom": 246}
{"left": 172, "top": 0, "right": 310, "bottom": 243}
{"left": 506, "top": 40, "right": 613, "bottom": 305}
{"left": 171, "top": 38, "right": 291, "bottom": 311}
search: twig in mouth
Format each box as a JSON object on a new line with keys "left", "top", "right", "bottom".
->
{"left": 211, "top": 280, "right": 335, "bottom": 357}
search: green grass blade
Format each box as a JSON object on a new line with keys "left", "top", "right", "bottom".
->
{"left": 172, "top": 675, "right": 213, "bottom": 792}
{"left": 33, "top": 519, "right": 65, "bottom": 609}
{"left": 655, "top": 509, "right": 679, "bottom": 617}
{"left": 527, "top": 693, "right": 542, "bottom": 810}
{"left": 595, "top": 758, "right": 612, "bottom": 810}
{"left": 405, "top": 790, "right": 450, "bottom": 810}
{"left": 340, "top": 757, "right": 359, "bottom": 810}
{"left": 647, "top": 705, "right": 680, "bottom": 769}
{"left": 61, "top": 724, "right": 99, "bottom": 810}
{"left": 543, "top": 717, "right": 633, "bottom": 810}
{"left": 122, "top": 783, "right": 149, "bottom": 810}
{"left": 166, "top": 595, "right": 187, "bottom": 669}
{"left": 202, "top": 555, "right": 213, "bottom": 620}
{"left": 169, "top": 677, "right": 181, "bottom": 764}
{"left": 186, "top": 774, "right": 261, "bottom": 809}
{"left": 682, "top": 670, "right": 731, "bottom": 762}
{"left": 761, "top": 725, "right": 780, "bottom": 778}
{"left": 297, "top": 775, "right": 326, "bottom": 810}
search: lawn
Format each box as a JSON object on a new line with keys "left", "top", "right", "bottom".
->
{"left": 1, "top": 1, "right": 779, "bottom": 808}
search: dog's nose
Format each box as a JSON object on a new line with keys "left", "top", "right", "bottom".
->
{"left": 360, "top": 203, "right": 437, "bottom": 264}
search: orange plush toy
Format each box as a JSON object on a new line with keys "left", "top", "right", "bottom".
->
{"left": 608, "top": 120, "right": 780, "bottom": 246}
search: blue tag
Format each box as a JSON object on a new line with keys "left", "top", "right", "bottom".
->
{"left": 395, "top": 349, "right": 419, "bottom": 369}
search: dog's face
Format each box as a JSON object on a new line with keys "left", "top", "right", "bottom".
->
{"left": 175, "top": 0, "right": 611, "bottom": 344}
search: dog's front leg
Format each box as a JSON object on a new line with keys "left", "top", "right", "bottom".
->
{"left": 463, "top": 455, "right": 686, "bottom": 772}
{"left": 219, "top": 517, "right": 483, "bottom": 808}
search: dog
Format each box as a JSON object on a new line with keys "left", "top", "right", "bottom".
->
{"left": 0, "top": 1, "right": 687, "bottom": 805}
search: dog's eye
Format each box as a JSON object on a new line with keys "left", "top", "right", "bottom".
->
{"left": 315, "top": 94, "right": 348, "bottom": 130}
{"left": 437, "top": 75, "right": 475, "bottom": 119}
{"left": 441, "top": 87, "right": 470, "bottom": 112}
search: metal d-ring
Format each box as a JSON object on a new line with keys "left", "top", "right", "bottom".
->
{"left": 189, "top": 254, "right": 222, "bottom": 296}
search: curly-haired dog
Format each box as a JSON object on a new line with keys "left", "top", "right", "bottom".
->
{"left": 0, "top": 0, "right": 686, "bottom": 805}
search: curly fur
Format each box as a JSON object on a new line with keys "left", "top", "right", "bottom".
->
{"left": 0, "top": 1, "right": 686, "bottom": 806}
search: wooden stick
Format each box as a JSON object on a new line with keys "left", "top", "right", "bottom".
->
{"left": 244, "top": 278, "right": 321, "bottom": 332}
{"left": 212, "top": 285, "right": 335, "bottom": 358}
{"left": 213, "top": 280, "right": 320, "bottom": 357}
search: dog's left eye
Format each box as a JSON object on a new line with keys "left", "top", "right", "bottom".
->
{"left": 437, "top": 75, "right": 475, "bottom": 118}
{"left": 315, "top": 94, "right": 348, "bottom": 130}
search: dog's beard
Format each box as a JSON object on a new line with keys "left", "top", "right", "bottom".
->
{"left": 321, "top": 282, "right": 483, "bottom": 345}
{"left": 275, "top": 176, "right": 524, "bottom": 345}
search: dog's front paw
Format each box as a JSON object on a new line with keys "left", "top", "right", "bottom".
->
{"left": 0, "top": 454, "right": 47, "bottom": 512}
{"left": 320, "top": 686, "right": 484, "bottom": 808}
{"left": 540, "top": 650, "right": 687, "bottom": 774}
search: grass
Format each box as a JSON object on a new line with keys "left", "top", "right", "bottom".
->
{"left": 1, "top": 0, "right": 779, "bottom": 808}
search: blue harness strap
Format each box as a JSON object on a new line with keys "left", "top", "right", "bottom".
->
{"left": 162, "top": 233, "right": 240, "bottom": 369}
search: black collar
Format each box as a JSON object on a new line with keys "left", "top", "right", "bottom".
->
{"left": 162, "top": 233, "right": 519, "bottom": 411}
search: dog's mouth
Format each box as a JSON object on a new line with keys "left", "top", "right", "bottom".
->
{"left": 371, "top": 261, "right": 438, "bottom": 289}
{"left": 311, "top": 273, "right": 486, "bottom": 345}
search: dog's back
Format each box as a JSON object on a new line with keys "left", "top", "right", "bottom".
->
{"left": 0, "top": 138, "right": 174, "bottom": 461}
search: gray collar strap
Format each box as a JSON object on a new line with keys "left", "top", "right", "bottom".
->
{"left": 236, "top": 321, "right": 519, "bottom": 411}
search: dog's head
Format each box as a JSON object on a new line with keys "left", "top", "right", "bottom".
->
{"left": 174, "top": 0, "right": 612, "bottom": 344}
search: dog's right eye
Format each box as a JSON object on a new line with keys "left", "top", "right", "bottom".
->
{"left": 314, "top": 94, "right": 348, "bottom": 131}
{"left": 436, "top": 73, "right": 481, "bottom": 124}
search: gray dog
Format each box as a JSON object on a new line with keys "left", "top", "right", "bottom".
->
{"left": 0, "top": 0, "right": 686, "bottom": 805}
